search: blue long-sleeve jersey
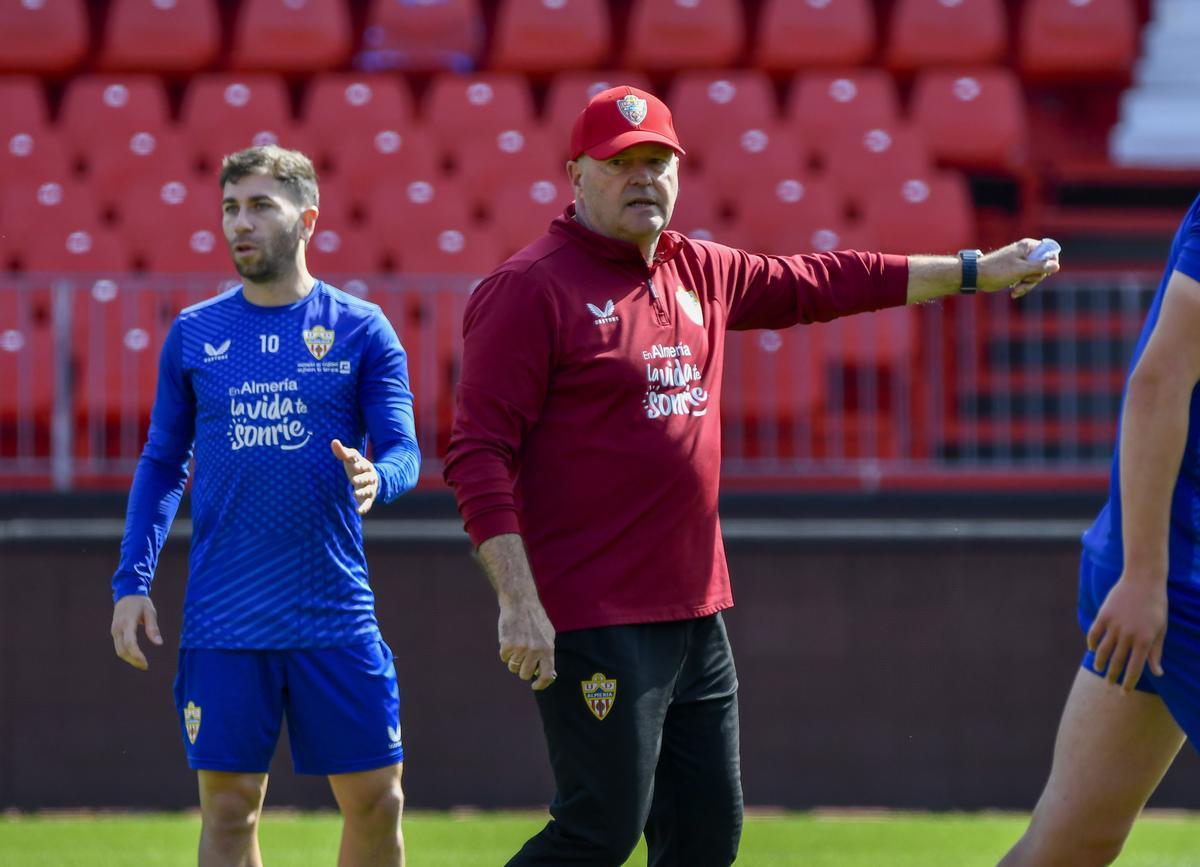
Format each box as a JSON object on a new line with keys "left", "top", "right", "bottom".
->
{"left": 112, "top": 281, "right": 421, "bottom": 649}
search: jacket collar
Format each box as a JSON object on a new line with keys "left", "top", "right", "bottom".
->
{"left": 550, "top": 203, "right": 683, "bottom": 272}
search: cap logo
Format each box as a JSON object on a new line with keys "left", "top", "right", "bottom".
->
{"left": 616, "top": 94, "right": 648, "bottom": 127}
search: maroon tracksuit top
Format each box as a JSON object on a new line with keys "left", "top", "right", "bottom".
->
{"left": 444, "top": 207, "right": 909, "bottom": 632}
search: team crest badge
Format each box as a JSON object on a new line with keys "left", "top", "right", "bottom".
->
{"left": 616, "top": 94, "right": 647, "bottom": 127}
{"left": 184, "top": 701, "right": 202, "bottom": 744}
{"left": 302, "top": 325, "right": 335, "bottom": 360}
{"left": 581, "top": 672, "right": 617, "bottom": 721}
{"left": 676, "top": 285, "right": 703, "bottom": 327}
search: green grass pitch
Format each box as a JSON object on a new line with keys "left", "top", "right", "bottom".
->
{"left": 4, "top": 810, "right": 1200, "bottom": 865}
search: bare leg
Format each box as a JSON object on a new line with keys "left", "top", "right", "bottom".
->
{"left": 198, "top": 771, "right": 269, "bottom": 867}
{"left": 329, "top": 763, "right": 405, "bottom": 867}
{"left": 999, "top": 669, "right": 1186, "bottom": 867}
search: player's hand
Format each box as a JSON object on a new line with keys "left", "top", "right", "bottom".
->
{"left": 1088, "top": 573, "right": 1167, "bottom": 693}
{"left": 111, "top": 594, "right": 163, "bottom": 671}
{"left": 331, "top": 438, "right": 379, "bottom": 515}
{"left": 498, "top": 601, "right": 557, "bottom": 691}
{"left": 978, "top": 239, "right": 1061, "bottom": 299}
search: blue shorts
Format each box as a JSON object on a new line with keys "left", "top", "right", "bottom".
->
{"left": 1078, "top": 554, "right": 1200, "bottom": 742}
{"left": 173, "top": 640, "right": 403, "bottom": 775}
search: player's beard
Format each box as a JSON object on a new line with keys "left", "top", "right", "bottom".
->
{"left": 231, "top": 218, "right": 303, "bottom": 282}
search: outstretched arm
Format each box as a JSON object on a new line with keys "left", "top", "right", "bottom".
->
{"left": 906, "top": 239, "right": 1060, "bottom": 305}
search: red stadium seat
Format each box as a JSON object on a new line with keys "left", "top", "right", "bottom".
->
{"left": 724, "top": 174, "right": 845, "bottom": 255}
{"left": 323, "top": 126, "right": 442, "bottom": 212}
{"left": 300, "top": 75, "right": 416, "bottom": 165}
{"left": 0, "top": 76, "right": 50, "bottom": 138}
{"left": 0, "top": 284, "right": 55, "bottom": 423}
{"left": 454, "top": 126, "right": 561, "bottom": 211}
{"left": 143, "top": 221, "right": 228, "bottom": 274}
{"left": 2, "top": 178, "right": 106, "bottom": 266}
{"left": 669, "top": 177, "right": 726, "bottom": 244}
{"left": 489, "top": 175, "right": 573, "bottom": 255}
{"left": 98, "top": 0, "right": 220, "bottom": 73}
{"left": 359, "top": 0, "right": 483, "bottom": 72}
{"left": 823, "top": 125, "right": 933, "bottom": 210}
{"left": 307, "top": 226, "right": 384, "bottom": 277}
{"left": 886, "top": 0, "right": 1006, "bottom": 72}
{"left": 118, "top": 175, "right": 218, "bottom": 268}
{"left": 230, "top": 0, "right": 352, "bottom": 73}
{"left": 180, "top": 75, "right": 295, "bottom": 172}
{"left": 624, "top": 0, "right": 744, "bottom": 71}
{"left": 399, "top": 224, "right": 503, "bottom": 274}
{"left": 491, "top": 0, "right": 610, "bottom": 73}
{"left": 21, "top": 223, "right": 130, "bottom": 273}
{"left": 543, "top": 71, "right": 654, "bottom": 157}
{"left": 668, "top": 71, "right": 777, "bottom": 165}
{"left": 1020, "top": 0, "right": 1137, "bottom": 80}
{"left": 422, "top": 73, "right": 536, "bottom": 159}
{"left": 701, "top": 125, "right": 807, "bottom": 207}
{"left": 365, "top": 177, "right": 474, "bottom": 267}
{"left": 59, "top": 76, "right": 171, "bottom": 161}
{"left": 859, "top": 172, "right": 975, "bottom": 255}
{"left": 0, "top": 0, "right": 87, "bottom": 74}
{"left": 910, "top": 68, "right": 1028, "bottom": 171}
{"left": 754, "top": 0, "right": 875, "bottom": 71}
{"left": 0, "top": 128, "right": 72, "bottom": 187}
{"left": 786, "top": 70, "right": 901, "bottom": 164}
{"left": 87, "top": 129, "right": 196, "bottom": 212}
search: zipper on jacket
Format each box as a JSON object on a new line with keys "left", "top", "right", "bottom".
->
{"left": 647, "top": 278, "right": 670, "bottom": 326}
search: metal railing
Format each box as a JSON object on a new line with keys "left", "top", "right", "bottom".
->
{"left": 0, "top": 271, "right": 1155, "bottom": 491}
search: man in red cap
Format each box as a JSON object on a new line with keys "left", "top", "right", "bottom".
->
{"left": 444, "top": 85, "right": 1059, "bottom": 865}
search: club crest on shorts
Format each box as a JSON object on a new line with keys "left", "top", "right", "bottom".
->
{"left": 616, "top": 94, "right": 647, "bottom": 127}
{"left": 302, "top": 325, "right": 335, "bottom": 360}
{"left": 581, "top": 672, "right": 617, "bottom": 721}
{"left": 184, "top": 701, "right": 202, "bottom": 744}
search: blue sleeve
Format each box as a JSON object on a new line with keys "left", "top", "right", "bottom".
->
{"left": 360, "top": 310, "right": 421, "bottom": 502}
{"left": 1177, "top": 203, "right": 1200, "bottom": 283}
{"left": 111, "top": 320, "right": 196, "bottom": 602}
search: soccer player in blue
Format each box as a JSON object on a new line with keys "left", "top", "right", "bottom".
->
{"left": 1000, "top": 196, "right": 1200, "bottom": 866}
{"left": 109, "top": 145, "right": 420, "bottom": 867}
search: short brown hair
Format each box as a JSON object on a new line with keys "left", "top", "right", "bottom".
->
{"left": 219, "top": 145, "right": 319, "bottom": 208}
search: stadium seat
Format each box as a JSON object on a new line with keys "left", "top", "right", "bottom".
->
{"left": 623, "top": 0, "right": 745, "bottom": 71}
{"left": 490, "top": 0, "right": 610, "bottom": 73}
{"left": 669, "top": 177, "right": 726, "bottom": 244}
{"left": 20, "top": 223, "right": 130, "bottom": 273}
{"left": 307, "top": 226, "right": 385, "bottom": 277}
{"left": 754, "top": 0, "right": 875, "bottom": 71}
{"left": 823, "top": 125, "right": 934, "bottom": 210}
{"left": 365, "top": 177, "right": 474, "bottom": 268}
{"left": 454, "top": 127, "right": 561, "bottom": 211}
{"left": 2, "top": 178, "right": 107, "bottom": 266}
{"left": 323, "top": 126, "right": 443, "bottom": 211}
{"left": 668, "top": 71, "right": 778, "bottom": 165}
{"left": 88, "top": 129, "right": 196, "bottom": 214}
{"left": 398, "top": 224, "right": 503, "bottom": 274}
{"left": 359, "top": 0, "right": 483, "bottom": 72}
{"left": 422, "top": 73, "right": 536, "bottom": 160}
{"left": 230, "top": 0, "right": 353, "bottom": 73}
{"left": 1020, "top": 0, "right": 1137, "bottom": 80}
{"left": 886, "top": 0, "right": 1007, "bottom": 72}
{"left": 859, "top": 172, "right": 975, "bottom": 255}
{"left": 180, "top": 75, "right": 295, "bottom": 172}
{"left": 724, "top": 174, "right": 845, "bottom": 255}
{"left": 300, "top": 75, "right": 416, "bottom": 165}
{"left": 701, "top": 125, "right": 807, "bottom": 207}
{"left": 98, "top": 0, "right": 220, "bottom": 73}
{"left": 142, "top": 221, "right": 228, "bottom": 274}
{"left": 786, "top": 70, "right": 901, "bottom": 164}
{"left": 488, "top": 175, "right": 573, "bottom": 255}
{"left": 59, "top": 76, "right": 172, "bottom": 161}
{"left": 0, "top": 0, "right": 87, "bottom": 74}
{"left": 543, "top": 71, "right": 654, "bottom": 156}
{"left": 0, "top": 284, "right": 55, "bottom": 427}
{"left": 0, "top": 76, "right": 50, "bottom": 138}
{"left": 0, "top": 128, "right": 72, "bottom": 188}
{"left": 910, "top": 68, "right": 1028, "bottom": 171}
{"left": 118, "top": 175, "right": 218, "bottom": 268}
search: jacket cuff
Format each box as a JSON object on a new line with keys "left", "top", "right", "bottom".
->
{"left": 465, "top": 508, "right": 522, "bottom": 549}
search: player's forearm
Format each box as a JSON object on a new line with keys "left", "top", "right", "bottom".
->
{"left": 905, "top": 255, "right": 964, "bottom": 304}
{"left": 1118, "top": 364, "right": 1193, "bottom": 579}
{"left": 476, "top": 533, "right": 543, "bottom": 610}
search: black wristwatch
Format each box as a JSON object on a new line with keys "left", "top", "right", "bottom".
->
{"left": 957, "top": 249, "right": 982, "bottom": 294}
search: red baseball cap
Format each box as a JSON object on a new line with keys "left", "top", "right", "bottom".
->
{"left": 569, "top": 86, "right": 686, "bottom": 161}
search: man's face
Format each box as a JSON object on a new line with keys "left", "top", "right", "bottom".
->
{"left": 568, "top": 143, "right": 679, "bottom": 247}
{"left": 221, "top": 172, "right": 315, "bottom": 282}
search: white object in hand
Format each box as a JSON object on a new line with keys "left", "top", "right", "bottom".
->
{"left": 1029, "top": 238, "right": 1061, "bottom": 261}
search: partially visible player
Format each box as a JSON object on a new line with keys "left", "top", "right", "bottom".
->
{"left": 109, "top": 145, "right": 419, "bottom": 867}
{"left": 1000, "top": 196, "right": 1200, "bottom": 866}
